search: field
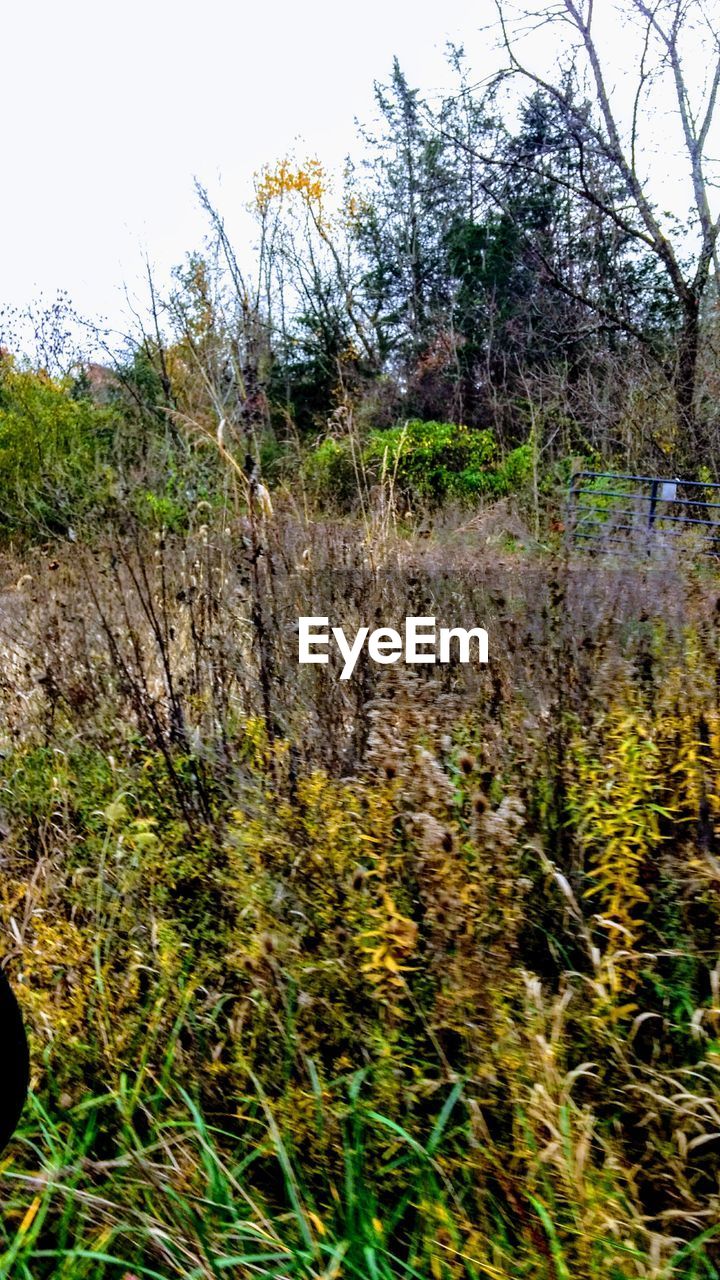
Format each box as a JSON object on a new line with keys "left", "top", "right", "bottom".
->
{"left": 0, "top": 508, "right": 718, "bottom": 1278}
{"left": 4, "top": 0, "right": 720, "bottom": 1269}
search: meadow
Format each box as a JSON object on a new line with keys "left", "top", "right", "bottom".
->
{"left": 4, "top": 0, "right": 720, "bottom": 1268}
{"left": 0, "top": 502, "right": 718, "bottom": 1279}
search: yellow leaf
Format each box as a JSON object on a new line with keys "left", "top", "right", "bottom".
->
{"left": 19, "top": 1195, "right": 41, "bottom": 1236}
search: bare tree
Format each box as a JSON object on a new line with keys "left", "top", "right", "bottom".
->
{"left": 492, "top": 0, "right": 720, "bottom": 456}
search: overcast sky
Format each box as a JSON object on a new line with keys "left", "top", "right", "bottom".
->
{"left": 1, "top": 0, "right": 492, "bottom": 340}
{"left": 2, "top": 0, "right": 718, "bottom": 350}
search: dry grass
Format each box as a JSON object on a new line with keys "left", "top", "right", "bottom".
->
{"left": 0, "top": 513, "right": 718, "bottom": 1276}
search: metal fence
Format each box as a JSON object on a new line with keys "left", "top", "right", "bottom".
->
{"left": 567, "top": 470, "right": 720, "bottom": 557}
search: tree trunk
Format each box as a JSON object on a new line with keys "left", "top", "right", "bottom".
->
{"left": 675, "top": 297, "right": 701, "bottom": 460}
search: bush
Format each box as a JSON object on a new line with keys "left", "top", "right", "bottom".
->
{"left": 130, "top": 485, "right": 190, "bottom": 532}
{"left": 302, "top": 436, "right": 359, "bottom": 507}
{"left": 0, "top": 361, "right": 119, "bottom": 538}
{"left": 304, "top": 420, "right": 534, "bottom": 509}
{"left": 365, "top": 419, "right": 498, "bottom": 502}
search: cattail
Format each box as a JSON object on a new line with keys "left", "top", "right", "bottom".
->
{"left": 472, "top": 791, "right": 488, "bottom": 816}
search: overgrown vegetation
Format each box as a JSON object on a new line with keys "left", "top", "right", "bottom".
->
{"left": 1, "top": 2, "right": 720, "bottom": 1274}
{"left": 0, "top": 359, "right": 120, "bottom": 538}
{"left": 0, "top": 521, "right": 717, "bottom": 1277}
{"left": 303, "top": 421, "right": 532, "bottom": 510}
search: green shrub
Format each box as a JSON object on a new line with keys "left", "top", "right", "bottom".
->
{"left": 498, "top": 440, "right": 533, "bottom": 489}
{"left": 0, "top": 361, "right": 119, "bottom": 538}
{"left": 302, "top": 436, "right": 358, "bottom": 506}
{"left": 131, "top": 486, "right": 189, "bottom": 532}
{"left": 365, "top": 419, "right": 498, "bottom": 502}
{"left": 303, "top": 420, "right": 534, "bottom": 509}
{"left": 571, "top": 470, "right": 636, "bottom": 530}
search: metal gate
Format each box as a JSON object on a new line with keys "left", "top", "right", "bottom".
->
{"left": 567, "top": 470, "right": 720, "bottom": 556}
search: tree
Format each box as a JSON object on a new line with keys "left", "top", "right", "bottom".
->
{"left": 351, "top": 61, "right": 460, "bottom": 361}
{"left": 251, "top": 158, "right": 381, "bottom": 429}
{"left": 441, "top": 85, "right": 670, "bottom": 442}
{"left": 490, "top": 0, "right": 720, "bottom": 458}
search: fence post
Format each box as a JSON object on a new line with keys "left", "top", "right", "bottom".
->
{"left": 647, "top": 479, "right": 659, "bottom": 529}
{"left": 566, "top": 471, "right": 579, "bottom": 548}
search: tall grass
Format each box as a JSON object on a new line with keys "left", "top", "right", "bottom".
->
{"left": 0, "top": 517, "right": 719, "bottom": 1277}
{"left": 1, "top": 1068, "right": 479, "bottom": 1279}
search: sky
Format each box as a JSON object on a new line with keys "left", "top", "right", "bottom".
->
{"left": 2, "top": 0, "right": 718, "bottom": 353}
{"left": 1, "top": 0, "right": 491, "bottom": 344}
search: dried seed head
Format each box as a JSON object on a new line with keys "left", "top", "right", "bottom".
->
{"left": 441, "top": 830, "right": 454, "bottom": 853}
{"left": 414, "top": 812, "right": 446, "bottom": 850}
{"left": 351, "top": 867, "right": 368, "bottom": 891}
{"left": 472, "top": 791, "right": 488, "bottom": 816}
{"left": 458, "top": 752, "right": 475, "bottom": 775}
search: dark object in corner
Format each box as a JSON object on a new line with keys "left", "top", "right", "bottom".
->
{"left": 0, "top": 968, "right": 29, "bottom": 1152}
